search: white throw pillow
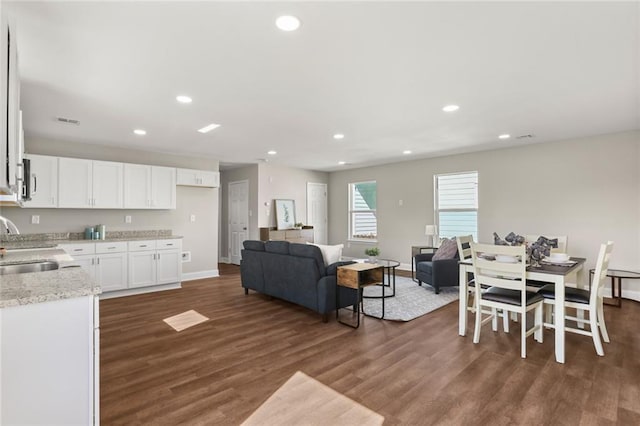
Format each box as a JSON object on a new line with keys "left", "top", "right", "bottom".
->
{"left": 307, "top": 242, "right": 344, "bottom": 266}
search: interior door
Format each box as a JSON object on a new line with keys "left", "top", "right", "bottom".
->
{"left": 229, "top": 180, "right": 249, "bottom": 265}
{"left": 307, "top": 182, "right": 328, "bottom": 244}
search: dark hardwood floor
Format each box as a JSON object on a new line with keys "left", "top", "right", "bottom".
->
{"left": 100, "top": 264, "right": 640, "bottom": 425}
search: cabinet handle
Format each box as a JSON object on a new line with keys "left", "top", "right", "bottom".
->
{"left": 166, "top": 243, "right": 173, "bottom": 246}
{"left": 32, "top": 174, "right": 37, "bottom": 194}
{"left": 140, "top": 245, "right": 147, "bottom": 248}
{"left": 108, "top": 246, "right": 116, "bottom": 249}
{"left": 97, "top": 258, "right": 100, "bottom": 265}
{"left": 152, "top": 253, "right": 156, "bottom": 260}
{"left": 88, "top": 198, "right": 92, "bottom": 205}
{"left": 91, "top": 258, "right": 95, "bottom": 265}
{"left": 74, "top": 248, "right": 83, "bottom": 252}
{"left": 157, "top": 253, "right": 160, "bottom": 259}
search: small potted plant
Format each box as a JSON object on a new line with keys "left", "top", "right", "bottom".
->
{"left": 364, "top": 247, "right": 380, "bottom": 263}
{"left": 293, "top": 222, "right": 303, "bottom": 230}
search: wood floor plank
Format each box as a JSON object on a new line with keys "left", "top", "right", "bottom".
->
{"left": 100, "top": 264, "right": 640, "bottom": 425}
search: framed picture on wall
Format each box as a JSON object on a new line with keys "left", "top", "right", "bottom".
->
{"left": 275, "top": 199, "right": 296, "bottom": 230}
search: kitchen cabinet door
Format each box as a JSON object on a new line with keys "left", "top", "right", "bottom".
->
{"left": 156, "top": 248, "right": 181, "bottom": 285}
{"left": 123, "top": 163, "right": 152, "bottom": 208}
{"left": 73, "top": 254, "right": 97, "bottom": 281}
{"left": 92, "top": 160, "right": 123, "bottom": 208}
{"left": 23, "top": 154, "right": 58, "bottom": 208}
{"left": 58, "top": 157, "right": 93, "bottom": 208}
{"left": 128, "top": 250, "right": 156, "bottom": 288}
{"left": 96, "top": 252, "right": 127, "bottom": 292}
{"left": 151, "top": 166, "right": 176, "bottom": 209}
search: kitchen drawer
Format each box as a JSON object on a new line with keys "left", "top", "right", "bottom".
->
{"left": 128, "top": 240, "right": 157, "bottom": 252}
{"left": 157, "top": 239, "right": 182, "bottom": 250}
{"left": 59, "top": 243, "right": 96, "bottom": 256}
{"left": 95, "top": 241, "right": 127, "bottom": 254}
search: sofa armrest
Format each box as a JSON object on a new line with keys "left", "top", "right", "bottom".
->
{"left": 431, "top": 258, "right": 461, "bottom": 284}
{"left": 414, "top": 253, "right": 435, "bottom": 263}
{"left": 326, "top": 260, "right": 356, "bottom": 276}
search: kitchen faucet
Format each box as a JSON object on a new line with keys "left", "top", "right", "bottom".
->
{"left": 0, "top": 215, "right": 20, "bottom": 234}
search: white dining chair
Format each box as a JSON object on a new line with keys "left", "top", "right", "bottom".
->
{"left": 470, "top": 243, "right": 544, "bottom": 358}
{"left": 537, "top": 241, "right": 613, "bottom": 356}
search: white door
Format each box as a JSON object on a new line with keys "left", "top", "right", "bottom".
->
{"left": 92, "top": 160, "right": 123, "bottom": 208}
{"left": 151, "top": 166, "right": 176, "bottom": 209}
{"left": 128, "top": 251, "right": 157, "bottom": 288}
{"left": 58, "top": 157, "right": 93, "bottom": 208}
{"left": 96, "top": 252, "right": 127, "bottom": 292}
{"left": 307, "top": 182, "right": 328, "bottom": 244}
{"left": 24, "top": 154, "right": 58, "bottom": 208}
{"left": 156, "top": 248, "right": 181, "bottom": 284}
{"left": 123, "top": 163, "right": 152, "bottom": 208}
{"left": 229, "top": 180, "right": 249, "bottom": 265}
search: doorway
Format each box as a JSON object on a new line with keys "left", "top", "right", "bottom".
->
{"left": 306, "top": 182, "right": 328, "bottom": 244}
{"left": 228, "top": 180, "right": 249, "bottom": 265}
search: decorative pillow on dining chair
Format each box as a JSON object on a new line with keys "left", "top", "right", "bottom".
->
{"left": 432, "top": 238, "right": 458, "bottom": 260}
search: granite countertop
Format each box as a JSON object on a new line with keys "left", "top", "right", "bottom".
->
{"left": 0, "top": 249, "right": 101, "bottom": 308}
{"left": 1, "top": 235, "right": 183, "bottom": 250}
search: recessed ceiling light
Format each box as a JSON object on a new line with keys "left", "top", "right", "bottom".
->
{"left": 403, "top": 150, "right": 412, "bottom": 155}
{"left": 133, "top": 129, "right": 146, "bottom": 135}
{"left": 176, "top": 95, "right": 192, "bottom": 104}
{"left": 333, "top": 133, "right": 345, "bottom": 140}
{"left": 276, "top": 15, "right": 301, "bottom": 32}
{"left": 267, "top": 150, "right": 277, "bottom": 155}
{"left": 498, "top": 134, "right": 511, "bottom": 140}
{"left": 442, "top": 105, "right": 460, "bottom": 112}
{"left": 338, "top": 161, "right": 346, "bottom": 165}
{"left": 198, "top": 123, "right": 221, "bottom": 133}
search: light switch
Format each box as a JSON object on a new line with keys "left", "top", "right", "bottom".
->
{"left": 190, "top": 214, "right": 196, "bottom": 222}
{"left": 399, "top": 199, "right": 404, "bottom": 206}
{"left": 125, "top": 215, "right": 132, "bottom": 224}
{"left": 31, "top": 215, "right": 39, "bottom": 224}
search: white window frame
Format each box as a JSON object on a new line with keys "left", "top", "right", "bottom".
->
{"left": 434, "top": 171, "right": 478, "bottom": 241}
{"left": 348, "top": 180, "right": 377, "bottom": 242}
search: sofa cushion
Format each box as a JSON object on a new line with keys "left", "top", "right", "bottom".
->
{"left": 243, "top": 240, "right": 265, "bottom": 251}
{"left": 306, "top": 242, "right": 344, "bottom": 266}
{"left": 289, "top": 243, "right": 326, "bottom": 276}
{"left": 265, "top": 240, "right": 290, "bottom": 254}
{"left": 432, "top": 238, "right": 458, "bottom": 260}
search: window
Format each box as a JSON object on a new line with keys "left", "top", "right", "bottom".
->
{"left": 349, "top": 181, "right": 377, "bottom": 240}
{"left": 435, "top": 171, "right": 478, "bottom": 241}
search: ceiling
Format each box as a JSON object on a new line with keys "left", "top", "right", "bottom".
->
{"left": 6, "top": 1, "right": 640, "bottom": 172}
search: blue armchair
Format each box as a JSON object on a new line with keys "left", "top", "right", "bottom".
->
{"left": 414, "top": 252, "right": 460, "bottom": 294}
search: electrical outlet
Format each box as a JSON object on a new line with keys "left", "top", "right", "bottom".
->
{"left": 125, "top": 215, "right": 132, "bottom": 224}
{"left": 399, "top": 199, "right": 404, "bottom": 206}
{"left": 190, "top": 214, "right": 196, "bottom": 222}
{"left": 181, "top": 251, "right": 191, "bottom": 262}
{"left": 31, "top": 215, "right": 39, "bottom": 224}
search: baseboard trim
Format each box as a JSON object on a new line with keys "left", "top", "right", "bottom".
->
{"left": 219, "top": 257, "right": 230, "bottom": 264}
{"left": 100, "top": 283, "right": 182, "bottom": 299}
{"left": 182, "top": 269, "right": 220, "bottom": 281}
{"left": 621, "top": 288, "right": 640, "bottom": 303}
{"left": 397, "top": 262, "right": 412, "bottom": 272}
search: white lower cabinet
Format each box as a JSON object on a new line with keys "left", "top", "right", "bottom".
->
{"left": 61, "top": 239, "right": 182, "bottom": 295}
{"left": 1, "top": 295, "right": 98, "bottom": 425}
{"left": 128, "top": 239, "right": 182, "bottom": 288}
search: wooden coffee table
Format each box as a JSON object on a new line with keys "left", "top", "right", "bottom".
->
{"left": 336, "top": 263, "right": 383, "bottom": 328}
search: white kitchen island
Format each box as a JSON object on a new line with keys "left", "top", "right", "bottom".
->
{"left": 0, "top": 249, "right": 100, "bottom": 425}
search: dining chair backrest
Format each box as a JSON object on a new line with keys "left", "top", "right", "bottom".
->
{"left": 525, "top": 235, "right": 568, "bottom": 253}
{"left": 590, "top": 241, "right": 614, "bottom": 306}
{"left": 471, "top": 243, "right": 528, "bottom": 303}
{"left": 456, "top": 235, "right": 474, "bottom": 261}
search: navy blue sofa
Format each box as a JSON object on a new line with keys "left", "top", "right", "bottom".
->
{"left": 240, "top": 240, "right": 358, "bottom": 322}
{"left": 414, "top": 252, "right": 460, "bottom": 294}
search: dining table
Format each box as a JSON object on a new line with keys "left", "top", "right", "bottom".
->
{"left": 458, "top": 257, "right": 586, "bottom": 364}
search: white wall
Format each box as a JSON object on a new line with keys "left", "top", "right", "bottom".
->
{"left": 0, "top": 136, "right": 220, "bottom": 276}
{"left": 329, "top": 131, "right": 640, "bottom": 298}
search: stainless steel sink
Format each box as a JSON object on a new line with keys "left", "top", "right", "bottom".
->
{"left": 0, "top": 261, "right": 60, "bottom": 275}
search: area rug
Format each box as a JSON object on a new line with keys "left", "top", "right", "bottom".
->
{"left": 241, "top": 371, "right": 384, "bottom": 426}
{"left": 361, "top": 276, "right": 459, "bottom": 321}
{"left": 163, "top": 310, "right": 209, "bottom": 331}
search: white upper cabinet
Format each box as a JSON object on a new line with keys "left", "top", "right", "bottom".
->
{"left": 23, "top": 154, "right": 58, "bottom": 208}
{"left": 123, "top": 163, "right": 152, "bottom": 208}
{"left": 176, "top": 168, "right": 219, "bottom": 188}
{"left": 92, "top": 160, "right": 123, "bottom": 208}
{"left": 58, "top": 158, "right": 123, "bottom": 209}
{"left": 124, "top": 164, "right": 175, "bottom": 209}
{"left": 151, "top": 166, "right": 176, "bottom": 209}
{"left": 58, "top": 157, "right": 93, "bottom": 208}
